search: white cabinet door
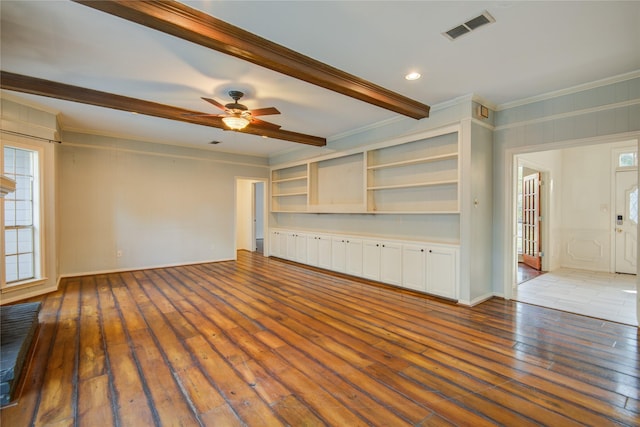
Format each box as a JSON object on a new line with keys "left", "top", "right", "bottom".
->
{"left": 363, "top": 240, "right": 381, "bottom": 280}
{"left": 286, "top": 232, "right": 297, "bottom": 260}
{"left": 318, "top": 235, "right": 332, "bottom": 270}
{"left": 269, "top": 231, "right": 280, "bottom": 257}
{"left": 402, "top": 244, "right": 426, "bottom": 292}
{"left": 345, "top": 238, "right": 363, "bottom": 277}
{"left": 332, "top": 238, "right": 347, "bottom": 273}
{"left": 295, "top": 233, "right": 307, "bottom": 263}
{"left": 426, "top": 245, "right": 457, "bottom": 299}
{"left": 380, "top": 242, "right": 402, "bottom": 286}
{"left": 307, "top": 236, "right": 319, "bottom": 266}
{"left": 270, "top": 230, "right": 287, "bottom": 258}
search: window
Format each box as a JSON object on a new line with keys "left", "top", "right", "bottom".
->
{"left": 618, "top": 152, "right": 637, "bottom": 168}
{"left": 2, "top": 143, "right": 43, "bottom": 287}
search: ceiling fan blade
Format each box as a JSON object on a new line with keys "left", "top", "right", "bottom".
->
{"left": 0, "top": 71, "right": 326, "bottom": 146}
{"left": 250, "top": 107, "right": 280, "bottom": 117}
{"left": 201, "top": 97, "right": 226, "bottom": 111}
{"left": 182, "top": 112, "right": 225, "bottom": 117}
{"left": 250, "top": 117, "right": 282, "bottom": 129}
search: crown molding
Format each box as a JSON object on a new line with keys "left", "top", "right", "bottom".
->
{"left": 496, "top": 69, "right": 640, "bottom": 111}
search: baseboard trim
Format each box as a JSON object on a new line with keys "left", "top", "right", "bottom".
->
{"left": 57, "top": 257, "right": 236, "bottom": 279}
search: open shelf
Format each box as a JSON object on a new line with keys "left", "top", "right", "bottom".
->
{"left": 367, "top": 152, "right": 458, "bottom": 171}
{"left": 367, "top": 179, "right": 458, "bottom": 191}
{"left": 271, "top": 128, "right": 460, "bottom": 214}
{"left": 272, "top": 176, "right": 308, "bottom": 184}
{"left": 273, "top": 192, "right": 308, "bottom": 197}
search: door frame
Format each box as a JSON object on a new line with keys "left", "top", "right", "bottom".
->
{"left": 610, "top": 146, "right": 638, "bottom": 273}
{"left": 515, "top": 161, "right": 549, "bottom": 275}
{"left": 234, "top": 177, "right": 269, "bottom": 258}
{"left": 502, "top": 134, "right": 640, "bottom": 300}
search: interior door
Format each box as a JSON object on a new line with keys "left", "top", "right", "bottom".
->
{"left": 522, "top": 172, "right": 542, "bottom": 270}
{"left": 615, "top": 169, "right": 638, "bottom": 274}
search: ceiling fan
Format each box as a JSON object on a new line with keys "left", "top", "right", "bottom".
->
{"left": 191, "top": 90, "right": 281, "bottom": 131}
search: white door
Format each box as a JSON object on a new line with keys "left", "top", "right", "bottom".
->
{"left": 295, "top": 233, "right": 307, "bottom": 263}
{"left": 318, "top": 236, "right": 332, "bottom": 270}
{"left": 380, "top": 243, "right": 402, "bottom": 286}
{"left": 402, "top": 244, "right": 426, "bottom": 292}
{"left": 307, "top": 236, "right": 319, "bottom": 267}
{"left": 345, "top": 239, "right": 363, "bottom": 277}
{"left": 426, "top": 245, "right": 458, "bottom": 299}
{"left": 363, "top": 240, "right": 381, "bottom": 281}
{"left": 286, "top": 233, "right": 297, "bottom": 260}
{"left": 615, "top": 169, "right": 638, "bottom": 274}
{"left": 332, "top": 238, "right": 347, "bottom": 273}
{"left": 270, "top": 231, "right": 281, "bottom": 257}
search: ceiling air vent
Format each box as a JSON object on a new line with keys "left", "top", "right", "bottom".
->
{"left": 443, "top": 11, "right": 495, "bottom": 41}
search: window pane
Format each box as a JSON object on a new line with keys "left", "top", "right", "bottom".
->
{"left": 5, "top": 229, "right": 17, "bottom": 255}
{"left": 630, "top": 188, "right": 638, "bottom": 225}
{"left": 15, "top": 201, "right": 33, "bottom": 226}
{"left": 18, "top": 253, "right": 34, "bottom": 280}
{"left": 17, "top": 228, "right": 33, "bottom": 253}
{"left": 14, "top": 149, "right": 32, "bottom": 176}
{"left": 4, "top": 200, "right": 16, "bottom": 226}
{"left": 3, "top": 147, "right": 15, "bottom": 174}
{"left": 14, "top": 175, "right": 32, "bottom": 200}
{"left": 5, "top": 255, "right": 18, "bottom": 282}
{"left": 619, "top": 153, "right": 636, "bottom": 167}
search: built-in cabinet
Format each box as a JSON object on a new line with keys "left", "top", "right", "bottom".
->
{"left": 270, "top": 229, "right": 458, "bottom": 300}
{"left": 363, "top": 240, "right": 402, "bottom": 286}
{"left": 401, "top": 243, "right": 458, "bottom": 298}
{"left": 270, "top": 127, "right": 460, "bottom": 214}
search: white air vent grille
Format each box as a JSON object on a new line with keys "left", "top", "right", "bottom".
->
{"left": 443, "top": 11, "right": 495, "bottom": 41}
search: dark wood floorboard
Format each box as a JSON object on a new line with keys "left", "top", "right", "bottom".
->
{"left": 2, "top": 251, "right": 638, "bottom": 426}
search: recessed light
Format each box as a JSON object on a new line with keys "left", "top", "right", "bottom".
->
{"left": 405, "top": 72, "right": 421, "bottom": 81}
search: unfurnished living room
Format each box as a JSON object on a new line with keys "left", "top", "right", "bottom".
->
{"left": 1, "top": 1, "right": 639, "bottom": 426}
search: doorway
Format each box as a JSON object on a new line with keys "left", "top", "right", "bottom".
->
{"left": 235, "top": 178, "right": 268, "bottom": 256}
{"left": 510, "top": 140, "right": 638, "bottom": 324}
{"left": 514, "top": 159, "right": 549, "bottom": 285}
{"left": 254, "top": 182, "right": 265, "bottom": 253}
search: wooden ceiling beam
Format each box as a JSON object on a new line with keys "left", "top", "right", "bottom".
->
{"left": 73, "top": 0, "right": 430, "bottom": 119}
{"left": 0, "top": 71, "right": 327, "bottom": 147}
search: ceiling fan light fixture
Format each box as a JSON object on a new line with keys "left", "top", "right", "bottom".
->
{"left": 405, "top": 72, "right": 421, "bottom": 81}
{"left": 222, "top": 115, "right": 250, "bottom": 130}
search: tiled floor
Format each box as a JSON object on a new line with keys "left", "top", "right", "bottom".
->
{"left": 514, "top": 268, "right": 638, "bottom": 326}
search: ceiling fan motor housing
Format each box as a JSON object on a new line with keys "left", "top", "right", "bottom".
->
{"left": 225, "top": 90, "right": 248, "bottom": 111}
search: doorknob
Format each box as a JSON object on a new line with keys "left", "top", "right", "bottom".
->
{"left": 617, "top": 228, "right": 623, "bottom": 233}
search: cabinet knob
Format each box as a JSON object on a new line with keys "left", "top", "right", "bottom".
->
{"left": 421, "top": 249, "right": 424, "bottom": 252}
{"left": 382, "top": 244, "right": 385, "bottom": 247}
{"left": 429, "top": 250, "right": 432, "bottom": 253}
{"left": 376, "top": 244, "right": 379, "bottom": 247}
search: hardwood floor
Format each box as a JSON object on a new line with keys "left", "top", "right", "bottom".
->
{"left": 2, "top": 251, "right": 638, "bottom": 426}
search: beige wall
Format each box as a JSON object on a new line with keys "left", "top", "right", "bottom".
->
{"left": 57, "top": 132, "right": 269, "bottom": 276}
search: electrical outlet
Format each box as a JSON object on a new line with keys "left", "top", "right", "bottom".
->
{"left": 116, "top": 250, "right": 122, "bottom": 258}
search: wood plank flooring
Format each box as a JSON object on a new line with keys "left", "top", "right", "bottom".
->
{"left": 2, "top": 250, "right": 638, "bottom": 426}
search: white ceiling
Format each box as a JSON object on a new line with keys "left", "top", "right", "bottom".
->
{"left": 1, "top": 1, "right": 639, "bottom": 158}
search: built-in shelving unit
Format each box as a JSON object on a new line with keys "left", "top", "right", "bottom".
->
{"left": 271, "top": 164, "right": 308, "bottom": 212}
{"left": 366, "top": 131, "right": 459, "bottom": 213}
{"left": 270, "top": 126, "right": 460, "bottom": 214}
{"left": 309, "top": 153, "right": 365, "bottom": 212}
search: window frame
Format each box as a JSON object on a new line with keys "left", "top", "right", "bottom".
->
{"left": 1, "top": 140, "right": 46, "bottom": 290}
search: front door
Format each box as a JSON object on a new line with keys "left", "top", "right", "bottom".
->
{"left": 615, "top": 169, "right": 638, "bottom": 274}
{"left": 522, "top": 172, "right": 542, "bottom": 270}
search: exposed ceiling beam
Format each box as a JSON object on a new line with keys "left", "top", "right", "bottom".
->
{"left": 0, "top": 71, "right": 327, "bottom": 147}
{"left": 73, "top": 0, "right": 430, "bottom": 120}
